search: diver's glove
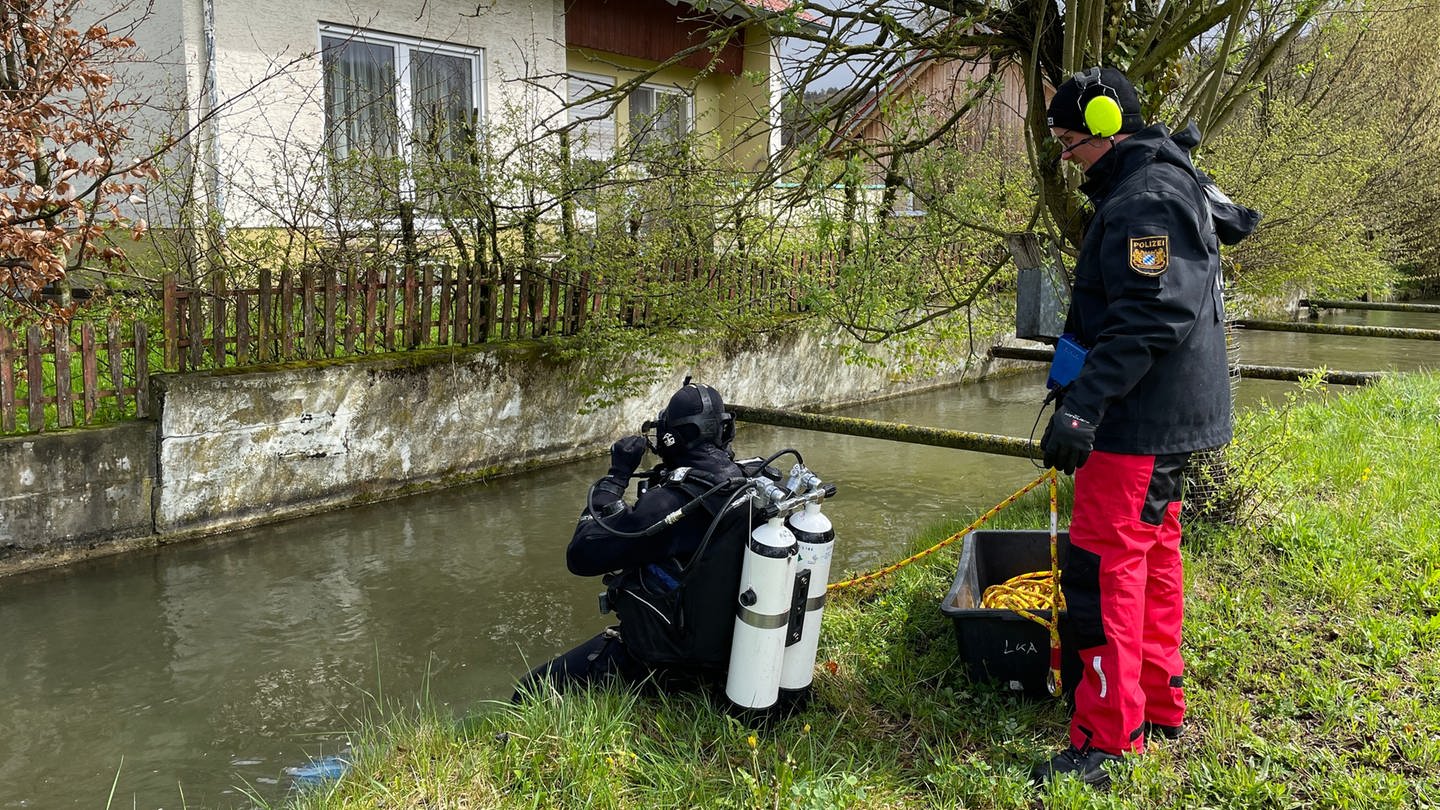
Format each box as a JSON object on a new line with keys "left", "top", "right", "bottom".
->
{"left": 607, "top": 435, "right": 649, "bottom": 480}
{"left": 1042, "top": 410, "right": 1096, "bottom": 475}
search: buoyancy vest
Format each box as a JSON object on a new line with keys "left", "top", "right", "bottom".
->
{"left": 604, "top": 467, "right": 758, "bottom": 672}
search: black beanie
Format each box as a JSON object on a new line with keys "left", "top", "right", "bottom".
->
{"left": 1046, "top": 67, "right": 1145, "bottom": 135}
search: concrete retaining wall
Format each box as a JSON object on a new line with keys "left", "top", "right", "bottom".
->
{"left": 0, "top": 423, "right": 158, "bottom": 560}
{"left": 2, "top": 326, "right": 1013, "bottom": 575}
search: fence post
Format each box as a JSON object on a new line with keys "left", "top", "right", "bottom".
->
{"left": 575, "top": 269, "right": 590, "bottom": 333}
{"left": 478, "top": 269, "right": 495, "bottom": 338}
{"left": 437, "top": 264, "right": 452, "bottom": 345}
{"left": 134, "top": 321, "right": 149, "bottom": 419}
{"left": 187, "top": 287, "right": 204, "bottom": 369}
{"left": 26, "top": 325, "right": 44, "bottom": 431}
{"left": 454, "top": 263, "right": 470, "bottom": 345}
{"left": 236, "top": 292, "right": 251, "bottom": 366}
{"left": 561, "top": 261, "right": 576, "bottom": 335}
{"left": 298, "top": 263, "right": 312, "bottom": 357}
{"left": 382, "top": 262, "right": 397, "bottom": 351}
{"left": 211, "top": 272, "right": 227, "bottom": 367}
{"left": 258, "top": 266, "right": 274, "bottom": 363}
{"left": 344, "top": 262, "right": 358, "bottom": 355}
{"left": 280, "top": 265, "right": 295, "bottom": 360}
{"left": 324, "top": 269, "right": 338, "bottom": 358}
{"left": 107, "top": 313, "right": 127, "bottom": 415}
{"left": 546, "top": 266, "right": 559, "bottom": 336}
{"left": 476, "top": 277, "right": 493, "bottom": 342}
{"left": 417, "top": 263, "right": 426, "bottom": 345}
{"left": 517, "top": 262, "right": 530, "bottom": 339}
{"left": 163, "top": 273, "right": 178, "bottom": 370}
{"left": 81, "top": 322, "right": 99, "bottom": 423}
{"left": 500, "top": 263, "right": 514, "bottom": 340}
{"left": 0, "top": 327, "right": 15, "bottom": 432}
{"left": 363, "top": 266, "right": 378, "bottom": 353}
{"left": 404, "top": 261, "right": 419, "bottom": 348}
{"left": 54, "top": 323, "right": 73, "bottom": 428}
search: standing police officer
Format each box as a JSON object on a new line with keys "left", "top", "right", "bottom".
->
{"left": 513, "top": 380, "right": 751, "bottom": 699}
{"left": 1033, "top": 67, "right": 1258, "bottom": 789}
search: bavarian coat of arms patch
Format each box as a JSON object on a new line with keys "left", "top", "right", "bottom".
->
{"left": 1128, "top": 235, "right": 1169, "bottom": 276}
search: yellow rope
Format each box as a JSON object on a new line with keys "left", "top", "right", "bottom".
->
{"left": 827, "top": 468, "right": 1065, "bottom": 696}
{"left": 826, "top": 470, "right": 1056, "bottom": 592}
{"left": 981, "top": 571, "right": 1066, "bottom": 611}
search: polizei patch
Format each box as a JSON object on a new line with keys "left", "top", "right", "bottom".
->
{"left": 1129, "top": 235, "right": 1169, "bottom": 276}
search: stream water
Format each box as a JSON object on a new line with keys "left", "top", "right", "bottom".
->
{"left": 0, "top": 304, "right": 1435, "bottom": 809}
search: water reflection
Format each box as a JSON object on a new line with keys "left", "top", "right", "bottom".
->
{"left": 0, "top": 303, "right": 1434, "bottom": 808}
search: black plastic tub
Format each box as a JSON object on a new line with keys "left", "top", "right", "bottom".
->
{"left": 940, "top": 529, "right": 1079, "bottom": 697}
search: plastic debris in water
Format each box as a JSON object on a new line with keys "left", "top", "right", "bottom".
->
{"left": 284, "top": 755, "right": 350, "bottom": 784}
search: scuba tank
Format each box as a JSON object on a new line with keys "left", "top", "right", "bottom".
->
{"left": 724, "top": 482, "right": 797, "bottom": 713}
{"left": 779, "top": 492, "right": 835, "bottom": 701}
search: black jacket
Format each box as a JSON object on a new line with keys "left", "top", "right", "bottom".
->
{"left": 567, "top": 442, "right": 744, "bottom": 576}
{"left": 1062, "top": 123, "right": 1252, "bottom": 455}
{"left": 568, "top": 441, "right": 750, "bottom": 671}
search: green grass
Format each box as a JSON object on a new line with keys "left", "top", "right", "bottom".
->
{"left": 280, "top": 372, "right": 1440, "bottom": 809}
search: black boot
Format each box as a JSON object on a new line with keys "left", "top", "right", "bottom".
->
{"left": 1029, "top": 745, "right": 1122, "bottom": 790}
{"left": 1144, "top": 720, "right": 1185, "bottom": 742}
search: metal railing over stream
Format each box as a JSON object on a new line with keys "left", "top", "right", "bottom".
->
{"left": 729, "top": 404, "right": 1041, "bottom": 459}
{"left": 987, "top": 345, "right": 1387, "bottom": 386}
{"left": 1233, "top": 318, "right": 1440, "bottom": 342}
{"left": 1300, "top": 298, "right": 1440, "bottom": 314}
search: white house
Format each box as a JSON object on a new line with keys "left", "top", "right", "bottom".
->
{"left": 120, "top": 0, "right": 803, "bottom": 229}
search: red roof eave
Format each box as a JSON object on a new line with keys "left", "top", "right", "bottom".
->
{"left": 671, "top": 0, "right": 823, "bottom": 26}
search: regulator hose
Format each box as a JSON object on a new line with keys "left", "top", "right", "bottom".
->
{"left": 584, "top": 475, "right": 744, "bottom": 539}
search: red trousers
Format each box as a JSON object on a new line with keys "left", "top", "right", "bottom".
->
{"left": 1066, "top": 450, "right": 1190, "bottom": 754}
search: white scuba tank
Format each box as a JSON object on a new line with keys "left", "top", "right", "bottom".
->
{"left": 779, "top": 500, "right": 835, "bottom": 696}
{"left": 724, "top": 514, "right": 797, "bottom": 712}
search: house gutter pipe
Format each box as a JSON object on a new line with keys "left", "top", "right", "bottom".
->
{"left": 202, "top": 0, "right": 225, "bottom": 236}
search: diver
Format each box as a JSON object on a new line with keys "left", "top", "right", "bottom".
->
{"left": 512, "top": 378, "right": 756, "bottom": 699}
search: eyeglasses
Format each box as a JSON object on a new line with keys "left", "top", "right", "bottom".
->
{"left": 1053, "top": 134, "right": 1099, "bottom": 155}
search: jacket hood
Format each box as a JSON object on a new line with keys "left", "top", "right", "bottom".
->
{"left": 1082, "top": 122, "right": 1261, "bottom": 245}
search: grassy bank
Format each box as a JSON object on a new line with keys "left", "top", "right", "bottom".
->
{"left": 280, "top": 373, "right": 1440, "bottom": 809}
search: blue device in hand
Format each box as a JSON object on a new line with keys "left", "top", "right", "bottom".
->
{"left": 1047, "top": 334, "right": 1088, "bottom": 390}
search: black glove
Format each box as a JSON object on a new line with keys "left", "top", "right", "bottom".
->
{"left": 1042, "top": 409, "right": 1097, "bottom": 475}
{"left": 607, "top": 435, "right": 648, "bottom": 480}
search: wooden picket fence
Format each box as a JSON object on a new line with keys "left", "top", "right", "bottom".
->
{"left": 159, "top": 253, "right": 835, "bottom": 371}
{"left": 1, "top": 248, "right": 855, "bottom": 433}
{"left": 0, "top": 316, "right": 150, "bottom": 433}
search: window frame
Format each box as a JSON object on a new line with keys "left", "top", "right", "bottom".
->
{"left": 627, "top": 82, "right": 694, "bottom": 149}
{"left": 317, "top": 23, "right": 486, "bottom": 203}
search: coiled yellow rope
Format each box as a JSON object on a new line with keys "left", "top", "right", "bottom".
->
{"left": 827, "top": 469, "right": 1065, "bottom": 696}
{"left": 981, "top": 571, "right": 1066, "bottom": 611}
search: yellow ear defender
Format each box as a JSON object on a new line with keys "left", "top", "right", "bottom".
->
{"left": 1084, "top": 95, "right": 1123, "bottom": 138}
{"left": 1073, "top": 67, "right": 1124, "bottom": 138}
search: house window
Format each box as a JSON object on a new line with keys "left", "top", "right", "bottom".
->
{"left": 892, "top": 184, "right": 927, "bottom": 217}
{"left": 320, "top": 27, "right": 483, "bottom": 167}
{"left": 567, "top": 73, "right": 616, "bottom": 160}
{"left": 628, "top": 84, "right": 692, "bottom": 148}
